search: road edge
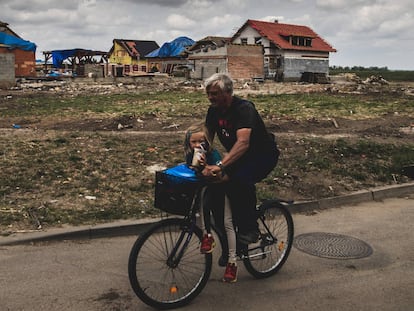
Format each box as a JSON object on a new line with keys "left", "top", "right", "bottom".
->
{"left": 1, "top": 181, "right": 413, "bottom": 246}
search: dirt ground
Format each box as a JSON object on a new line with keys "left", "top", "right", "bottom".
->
{"left": 0, "top": 76, "right": 413, "bottom": 232}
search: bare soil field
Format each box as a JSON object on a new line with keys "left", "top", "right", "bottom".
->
{"left": 0, "top": 76, "right": 413, "bottom": 233}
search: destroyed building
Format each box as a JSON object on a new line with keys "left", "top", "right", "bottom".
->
{"left": 0, "top": 21, "right": 37, "bottom": 87}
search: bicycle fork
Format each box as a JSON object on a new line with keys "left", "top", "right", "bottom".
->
{"left": 166, "top": 222, "right": 196, "bottom": 268}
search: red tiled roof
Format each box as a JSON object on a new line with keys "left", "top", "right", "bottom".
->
{"left": 234, "top": 19, "right": 336, "bottom": 52}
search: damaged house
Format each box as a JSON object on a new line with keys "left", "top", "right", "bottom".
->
{"left": 108, "top": 39, "right": 159, "bottom": 76}
{"left": 0, "top": 21, "right": 36, "bottom": 87}
{"left": 145, "top": 36, "right": 195, "bottom": 75}
{"left": 43, "top": 48, "right": 109, "bottom": 77}
{"left": 188, "top": 36, "right": 264, "bottom": 80}
{"left": 188, "top": 19, "right": 336, "bottom": 82}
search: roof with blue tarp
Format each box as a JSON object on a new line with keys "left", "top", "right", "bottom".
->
{"left": 51, "top": 49, "right": 85, "bottom": 68}
{"left": 50, "top": 48, "right": 107, "bottom": 68}
{"left": 146, "top": 36, "right": 194, "bottom": 58}
{"left": 0, "top": 32, "right": 36, "bottom": 52}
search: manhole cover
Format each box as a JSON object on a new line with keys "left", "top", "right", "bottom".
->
{"left": 294, "top": 232, "right": 373, "bottom": 259}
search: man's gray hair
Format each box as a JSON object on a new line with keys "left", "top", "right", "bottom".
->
{"left": 204, "top": 73, "right": 233, "bottom": 94}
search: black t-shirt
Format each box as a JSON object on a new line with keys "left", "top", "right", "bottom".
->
{"left": 205, "top": 96, "right": 274, "bottom": 153}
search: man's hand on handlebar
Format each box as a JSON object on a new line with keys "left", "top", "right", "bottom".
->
{"left": 201, "top": 165, "right": 227, "bottom": 182}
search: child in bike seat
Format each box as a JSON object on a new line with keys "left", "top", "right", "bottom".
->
{"left": 184, "top": 122, "right": 238, "bottom": 283}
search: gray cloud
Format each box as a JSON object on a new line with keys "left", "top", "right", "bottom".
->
{"left": 0, "top": 0, "right": 412, "bottom": 69}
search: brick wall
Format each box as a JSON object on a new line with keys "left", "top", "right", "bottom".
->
{"left": 13, "top": 49, "right": 36, "bottom": 77}
{"left": 227, "top": 44, "right": 263, "bottom": 79}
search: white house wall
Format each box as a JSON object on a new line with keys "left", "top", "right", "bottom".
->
{"left": 233, "top": 27, "right": 260, "bottom": 44}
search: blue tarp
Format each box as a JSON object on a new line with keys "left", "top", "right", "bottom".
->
{"left": 51, "top": 49, "right": 93, "bottom": 68}
{"left": 146, "top": 36, "right": 194, "bottom": 58}
{"left": 0, "top": 32, "right": 36, "bottom": 52}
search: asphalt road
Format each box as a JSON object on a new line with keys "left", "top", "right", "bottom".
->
{"left": 1, "top": 196, "right": 413, "bottom": 311}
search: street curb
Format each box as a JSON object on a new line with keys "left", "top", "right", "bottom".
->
{"left": 290, "top": 182, "right": 414, "bottom": 213}
{"left": 1, "top": 182, "right": 413, "bottom": 246}
{"left": 0, "top": 218, "right": 160, "bottom": 246}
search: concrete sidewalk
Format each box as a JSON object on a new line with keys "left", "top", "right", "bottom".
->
{"left": 1, "top": 182, "right": 413, "bottom": 246}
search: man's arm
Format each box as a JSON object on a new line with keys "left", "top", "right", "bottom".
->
{"left": 221, "top": 128, "right": 251, "bottom": 167}
{"left": 203, "top": 128, "right": 251, "bottom": 177}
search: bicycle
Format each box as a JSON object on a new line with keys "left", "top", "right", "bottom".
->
{"left": 128, "top": 164, "right": 294, "bottom": 310}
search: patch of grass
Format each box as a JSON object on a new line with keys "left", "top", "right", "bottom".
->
{"left": 4, "top": 90, "right": 413, "bottom": 122}
{"left": 249, "top": 93, "right": 414, "bottom": 120}
{"left": 0, "top": 130, "right": 176, "bottom": 230}
{"left": 330, "top": 139, "right": 414, "bottom": 180}
{"left": 4, "top": 91, "right": 209, "bottom": 119}
{"left": 330, "top": 68, "right": 414, "bottom": 82}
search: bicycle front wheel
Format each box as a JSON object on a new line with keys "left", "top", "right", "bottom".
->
{"left": 128, "top": 218, "right": 212, "bottom": 310}
{"left": 243, "top": 201, "right": 294, "bottom": 278}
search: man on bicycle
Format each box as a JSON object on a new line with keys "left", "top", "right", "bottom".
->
{"left": 201, "top": 73, "right": 280, "bottom": 244}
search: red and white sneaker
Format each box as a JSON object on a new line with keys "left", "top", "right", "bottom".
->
{"left": 200, "top": 234, "right": 215, "bottom": 254}
{"left": 223, "top": 263, "right": 238, "bottom": 283}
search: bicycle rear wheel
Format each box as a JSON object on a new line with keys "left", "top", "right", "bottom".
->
{"left": 128, "top": 218, "right": 212, "bottom": 310}
{"left": 243, "top": 201, "right": 294, "bottom": 278}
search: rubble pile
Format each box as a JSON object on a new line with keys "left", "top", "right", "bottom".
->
{"left": 1, "top": 74, "right": 412, "bottom": 98}
{"left": 363, "top": 75, "right": 389, "bottom": 85}
{"left": 7, "top": 77, "right": 203, "bottom": 96}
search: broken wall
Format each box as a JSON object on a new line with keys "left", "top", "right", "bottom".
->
{"left": 189, "top": 44, "right": 263, "bottom": 80}
{"left": 189, "top": 45, "right": 227, "bottom": 79}
{"left": 227, "top": 44, "right": 263, "bottom": 79}
{"left": 191, "top": 57, "right": 227, "bottom": 80}
{"left": 13, "top": 49, "right": 36, "bottom": 77}
{"left": 0, "top": 50, "right": 15, "bottom": 88}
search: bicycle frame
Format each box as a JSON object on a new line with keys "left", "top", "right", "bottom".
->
{"left": 210, "top": 200, "right": 282, "bottom": 263}
{"left": 165, "top": 180, "right": 293, "bottom": 267}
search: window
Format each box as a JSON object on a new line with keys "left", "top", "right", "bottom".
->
{"left": 290, "top": 36, "right": 312, "bottom": 47}
{"left": 254, "top": 37, "right": 262, "bottom": 44}
{"left": 240, "top": 38, "right": 248, "bottom": 45}
{"left": 281, "top": 35, "right": 290, "bottom": 42}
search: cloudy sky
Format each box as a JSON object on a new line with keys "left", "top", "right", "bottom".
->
{"left": 1, "top": 0, "right": 413, "bottom": 70}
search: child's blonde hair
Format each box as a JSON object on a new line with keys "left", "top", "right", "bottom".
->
{"left": 183, "top": 122, "right": 213, "bottom": 157}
